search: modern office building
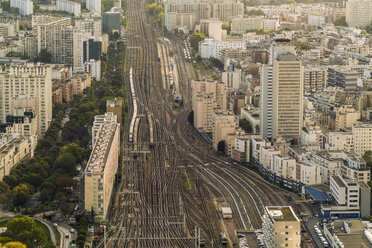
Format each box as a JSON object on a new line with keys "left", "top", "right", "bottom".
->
{"left": 10, "top": 0, "right": 33, "bottom": 15}
{"left": 102, "top": 7, "right": 121, "bottom": 33}
{"left": 84, "top": 114, "right": 120, "bottom": 220}
{"left": 262, "top": 206, "right": 301, "bottom": 248}
{"left": 86, "top": 0, "right": 101, "bottom": 14}
{"left": 327, "top": 67, "right": 358, "bottom": 91}
{"left": 260, "top": 45, "right": 302, "bottom": 141}
{"left": 0, "top": 63, "right": 52, "bottom": 136}
{"left": 346, "top": 0, "right": 372, "bottom": 28}
{"left": 56, "top": 0, "right": 81, "bottom": 16}
{"left": 272, "top": 54, "right": 303, "bottom": 141}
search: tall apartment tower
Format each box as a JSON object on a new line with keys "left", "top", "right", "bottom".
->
{"left": 260, "top": 45, "right": 303, "bottom": 141}
{"left": 86, "top": 0, "right": 101, "bottom": 14}
{"left": 36, "top": 17, "right": 73, "bottom": 65}
{"left": 0, "top": 63, "right": 52, "bottom": 136}
{"left": 346, "top": 0, "right": 372, "bottom": 28}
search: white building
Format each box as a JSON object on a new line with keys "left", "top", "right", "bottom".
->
{"left": 262, "top": 206, "right": 301, "bottom": 248}
{"left": 327, "top": 132, "right": 354, "bottom": 152}
{"left": 199, "top": 38, "right": 246, "bottom": 59}
{"left": 84, "top": 59, "right": 101, "bottom": 81}
{"left": 330, "top": 175, "right": 360, "bottom": 210}
{"left": 271, "top": 154, "right": 296, "bottom": 180}
{"left": 10, "top": 0, "right": 33, "bottom": 15}
{"left": 262, "top": 17, "right": 279, "bottom": 31}
{"left": 259, "top": 146, "right": 281, "bottom": 169}
{"left": 56, "top": 0, "right": 81, "bottom": 16}
{"left": 307, "top": 14, "right": 332, "bottom": 27}
{"left": 84, "top": 115, "right": 120, "bottom": 220}
{"left": 301, "top": 126, "right": 323, "bottom": 151}
{"left": 86, "top": 0, "right": 101, "bottom": 14}
{"left": 297, "top": 162, "right": 321, "bottom": 185}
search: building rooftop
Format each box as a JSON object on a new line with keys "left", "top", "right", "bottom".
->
{"left": 277, "top": 53, "right": 298, "bottom": 62}
{"left": 85, "top": 121, "right": 118, "bottom": 173}
{"left": 332, "top": 175, "right": 346, "bottom": 188}
{"left": 266, "top": 206, "right": 299, "bottom": 222}
{"left": 358, "top": 181, "right": 370, "bottom": 190}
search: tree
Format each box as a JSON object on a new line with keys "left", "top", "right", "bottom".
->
{"left": 363, "top": 151, "right": 372, "bottom": 168}
{"left": 333, "top": 16, "right": 348, "bottom": 27}
{"left": 36, "top": 49, "right": 52, "bottom": 63}
{"left": 189, "top": 33, "right": 206, "bottom": 51}
{"left": 247, "top": 9, "right": 264, "bottom": 16}
{"left": 1, "top": 1, "right": 10, "bottom": 11}
{"left": 208, "top": 57, "right": 224, "bottom": 71}
{"left": 6, "top": 217, "right": 35, "bottom": 237}
{"left": 4, "top": 242, "right": 27, "bottom": 248}
{"left": 217, "top": 140, "right": 226, "bottom": 154}
{"left": 239, "top": 119, "right": 253, "bottom": 133}
{"left": 0, "top": 237, "right": 13, "bottom": 244}
{"left": 222, "top": 24, "right": 231, "bottom": 34}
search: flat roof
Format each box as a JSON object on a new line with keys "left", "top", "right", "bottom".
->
{"left": 337, "top": 234, "right": 370, "bottom": 247}
{"left": 277, "top": 53, "right": 297, "bottom": 61}
{"left": 332, "top": 175, "right": 346, "bottom": 188}
{"left": 267, "top": 206, "right": 298, "bottom": 222}
{"left": 358, "top": 181, "right": 370, "bottom": 189}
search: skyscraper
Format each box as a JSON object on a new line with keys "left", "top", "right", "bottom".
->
{"left": 260, "top": 45, "right": 303, "bottom": 141}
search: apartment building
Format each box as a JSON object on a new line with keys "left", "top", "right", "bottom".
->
{"left": 56, "top": 0, "right": 81, "bottom": 16}
{"left": 303, "top": 67, "right": 327, "bottom": 92}
{"left": 301, "top": 126, "right": 323, "bottom": 151}
{"left": 0, "top": 138, "right": 31, "bottom": 181}
{"left": 199, "top": 38, "right": 246, "bottom": 59}
{"left": 192, "top": 80, "right": 227, "bottom": 132}
{"left": 36, "top": 17, "right": 73, "bottom": 65}
{"left": 0, "top": 63, "right": 52, "bottom": 136}
{"left": 334, "top": 106, "right": 360, "bottom": 131}
{"left": 309, "top": 151, "right": 343, "bottom": 184}
{"left": 262, "top": 206, "right": 301, "bottom": 248}
{"left": 84, "top": 114, "right": 120, "bottom": 220}
{"left": 212, "top": 111, "right": 238, "bottom": 150}
{"left": 327, "top": 132, "right": 353, "bottom": 152}
{"left": 296, "top": 162, "right": 322, "bottom": 185}
{"left": 352, "top": 124, "right": 372, "bottom": 156}
{"left": 271, "top": 154, "right": 296, "bottom": 180}
{"left": 0, "top": 22, "right": 17, "bottom": 37}
{"left": 231, "top": 17, "right": 262, "bottom": 34}
{"left": 259, "top": 146, "right": 281, "bottom": 169}
{"left": 199, "top": 19, "right": 223, "bottom": 41}
{"left": 346, "top": 0, "right": 372, "bottom": 28}
{"left": 10, "top": 0, "right": 33, "bottom": 15}
{"left": 84, "top": 59, "right": 101, "bottom": 80}
{"left": 75, "top": 17, "right": 102, "bottom": 39}
{"left": 86, "top": 0, "right": 101, "bottom": 14}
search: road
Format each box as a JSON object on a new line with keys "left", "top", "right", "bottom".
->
{"left": 58, "top": 224, "right": 76, "bottom": 248}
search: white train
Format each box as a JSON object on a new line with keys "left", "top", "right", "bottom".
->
{"left": 128, "top": 67, "right": 137, "bottom": 142}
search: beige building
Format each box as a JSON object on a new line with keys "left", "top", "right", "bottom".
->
{"left": 0, "top": 63, "right": 52, "bottom": 136}
{"left": 262, "top": 206, "right": 301, "bottom": 248}
{"left": 327, "top": 132, "right": 354, "bottom": 152}
{"left": 192, "top": 80, "right": 227, "bottom": 132}
{"left": 335, "top": 106, "right": 360, "bottom": 131}
{"left": 231, "top": 16, "right": 262, "bottom": 33}
{"left": 212, "top": 111, "right": 238, "bottom": 150}
{"left": 271, "top": 154, "right": 296, "bottom": 180}
{"left": 303, "top": 67, "right": 327, "bottom": 92}
{"left": 346, "top": 0, "right": 372, "bottom": 28}
{"left": 0, "top": 138, "right": 31, "bottom": 181}
{"left": 352, "top": 124, "right": 372, "bottom": 156}
{"left": 199, "top": 19, "right": 223, "bottom": 41}
{"left": 84, "top": 114, "right": 120, "bottom": 220}
{"left": 272, "top": 54, "right": 303, "bottom": 141}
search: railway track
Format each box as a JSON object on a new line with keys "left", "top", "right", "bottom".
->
{"left": 102, "top": 0, "right": 295, "bottom": 246}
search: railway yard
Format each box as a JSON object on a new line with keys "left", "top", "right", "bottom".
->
{"left": 101, "top": 0, "right": 317, "bottom": 247}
